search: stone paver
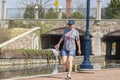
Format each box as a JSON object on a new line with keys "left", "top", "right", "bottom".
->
{"left": 8, "top": 69, "right": 120, "bottom": 80}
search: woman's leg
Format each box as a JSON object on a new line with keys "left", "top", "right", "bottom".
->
{"left": 68, "top": 56, "right": 74, "bottom": 76}
{"left": 62, "top": 56, "right": 69, "bottom": 70}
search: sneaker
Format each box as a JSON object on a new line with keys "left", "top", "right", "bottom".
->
{"left": 67, "top": 74, "right": 71, "bottom": 79}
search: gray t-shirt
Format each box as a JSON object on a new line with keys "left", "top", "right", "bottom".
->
{"left": 62, "top": 27, "right": 80, "bottom": 50}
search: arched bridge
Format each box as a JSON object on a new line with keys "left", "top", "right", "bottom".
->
{"left": 39, "top": 19, "right": 120, "bottom": 59}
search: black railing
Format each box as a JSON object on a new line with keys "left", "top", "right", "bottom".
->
{"left": 6, "top": 8, "right": 97, "bottom": 19}
{"left": 6, "top": 8, "right": 120, "bottom": 19}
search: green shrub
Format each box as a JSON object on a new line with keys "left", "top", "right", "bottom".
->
{"left": 1, "top": 49, "right": 61, "bottom": 63}
{"left": 13, "top": 49, "right": 53, "bottom": 59}
{"left": 16, "top": 49, "right": 55, "bottom": 63}
{"left": 14, "top": 21, "right": 42, "bottom": 28}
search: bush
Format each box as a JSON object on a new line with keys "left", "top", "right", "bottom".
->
{"left": 14, "top": 21, "right": 42, "bottom": 28}
{"left": 1, "top": 49, "right": 54, "bottom": 59}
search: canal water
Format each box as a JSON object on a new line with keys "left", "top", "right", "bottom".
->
{"left": 0, "top": 60, "right": 120, "bottom": 80}
{"left": 0, "top": 63, "right": 65, "bottom": 79}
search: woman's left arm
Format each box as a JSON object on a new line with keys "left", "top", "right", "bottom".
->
{"left": 76, "top": 40, "right": 81, "bottom": 55}
{"left": 76, "top": 30, "right": 81, "bottom": 55}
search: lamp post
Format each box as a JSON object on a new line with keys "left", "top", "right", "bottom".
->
{"left": 79, "top": 0, "right": 93, "bottom": 72}
{"left": 1, "top": 0, "right": 6, "bottom": 27}
{"left": 35, "top": 0, "right": 39, "bottom": 19}
{"left": 35, "top": 5, "right": 39, "bottom": 19}
{"left": 58, "top": 6, "right": 62, "bottom": 19}
{"left": 96, "top": 0, "right": 102, "bottom": 21}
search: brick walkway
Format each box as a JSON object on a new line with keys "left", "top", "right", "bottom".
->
{"left": 7, "top": 69, "right": 120, "bottom": 80}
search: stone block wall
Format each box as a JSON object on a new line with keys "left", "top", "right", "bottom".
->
{"left": 0, "top": 19, "right": 120, "bottom": 56}
{"left": 2, "top": 33, "right": 33, "bottom": 50}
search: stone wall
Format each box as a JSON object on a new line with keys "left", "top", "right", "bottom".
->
{"left": 90, "top": 20, "right": 120, "bottom": 34}
{"left": 29, "top": 20, "right": 120, "bottom": 35}
{"left": 0, "top": 59, "right": 48, "bottom": 66}
{"left": 0, "top": 27, "right": 40, "bottom": 50}
{"left": 4, "top": 19, "right": 120, "bottom": 35}
{"left": 38, "top": 20, "right": 120, "bottom": 56}
{"left": 0, "top": 56, "right": 105, "bottom": 66}
{"left": 2, "top": 34, "right": 33, "bottom": 50}
{"left": 0, "top": 19, "right": 120, "bottom": 56}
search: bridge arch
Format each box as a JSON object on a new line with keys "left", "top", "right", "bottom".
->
{"left": 102, "top": 30, "right": 120, "bottom": 59}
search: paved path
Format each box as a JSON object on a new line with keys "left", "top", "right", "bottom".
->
{"left": 6, "top": 69, "right": 120, "bottom": 80}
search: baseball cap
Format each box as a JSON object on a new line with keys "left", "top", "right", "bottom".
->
{"left": 68, "top": 20, "right": 75, "bottom": 25}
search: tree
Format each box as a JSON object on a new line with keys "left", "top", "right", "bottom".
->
{"left": 44, "top": 8, "right": 57, "bottom": 19}
{"left": 71, "top": 11, "right": 84, "bottom": 19}
{"left": 74, "top": 0, "right": 86, "bottom": 18}
{"left": 24, "top": 4, "right": 35, "bottom": 19}
{"left": 62, "top": 12, "right": 67, "bottom": 19}
{"left": 23, "top": 4, "right": 44, "bottom": 19}
{"left": 16, "top": 0, "right": 52, "bottom": 8}
{"left": 16, "top": 0, "right": 52, "bottom": 19}
{"left": 104, "top": 0, "right": 120, "bottom": 19}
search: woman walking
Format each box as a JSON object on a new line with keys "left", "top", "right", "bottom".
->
{"left": 55, "top": 20, "right": 81, "bottom": 79}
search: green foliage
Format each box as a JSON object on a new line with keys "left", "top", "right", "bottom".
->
{"left": 104, "top": 0, "right": 120, "bottom": 19}
{"left": 62, "top": 12, "right": 67, "bottom": 19}
{"left": 14, "top": 21, "right": 27, "bottom": 28}
{"left": 23, "top": 2, "right": 86, "bottom": 19}
{"left": 71, "top": 11, "right": 85, "bottom": 19}
{"left": 44, "top": 8, "right": 57, "bottom": 19}
{"left": 23, "top": 4, "right": 85, "bottom": 19}
{"left": 0, "top": 49, "right": 56, "bottom": 63}
{"left": 14, "top": 21, "right": 42, "bottom": 28}
{"left": 24, "top": 4, "right": 44, "bottom": 19}
{"left": 15, "top": 49, "right": 53, "bottom": 59}
{"left": 24, "top": 4, "right": 35, "bottom": 19}
{"left": 90, "top": 16, "right": 95, "bottom": 19}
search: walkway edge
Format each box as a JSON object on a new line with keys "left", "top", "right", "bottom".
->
{"left": 2, "top": 72, "right": 66, "bottom": 80}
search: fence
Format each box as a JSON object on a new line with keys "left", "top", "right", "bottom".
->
{"left": 6, "top": 8, "right": 97, "bottom": 19}
{"left": 6, "top": 7, "right": 120, "bottom": 19}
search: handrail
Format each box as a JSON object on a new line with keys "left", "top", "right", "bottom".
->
{"left": 1, "top": 19, "right": 120, "bottom": 21}
{"left": 0, "top": 27, "right": 40, "bottom": 48}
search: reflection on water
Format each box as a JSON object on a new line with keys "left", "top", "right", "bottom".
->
{"left": 94, "top": 60, "right": 120, "bottom": 70}
{"left": 0, "top": 60, "right": 120, "bottom": 79}
{"left": 94, "top": 60, "right": 120, "bottom": 69}
{"left": 105, "top": 60, "right": 120, "bottom": 68}
{"left": 0, "top": 63, "right": 65, "bottom": 80}
{"left": 52, "top": 63, "right": 58, "bottom": 74}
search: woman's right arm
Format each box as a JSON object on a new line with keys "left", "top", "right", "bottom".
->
{"left": 55, "top": 28, "right": 66, "bottom": 47}
{"left": 56, "top": 37, "right": 64, "bottom": 47}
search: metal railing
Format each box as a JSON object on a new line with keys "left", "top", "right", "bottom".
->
{"left": 6, "top": 8, "right": 97, "bottom": 19}
{"left": 6, "top": 7, "right": 120, "bottom": 19}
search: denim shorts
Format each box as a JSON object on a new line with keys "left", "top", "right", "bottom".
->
{"left": 61, "top": 49, "right": 76, "bottom": 56}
